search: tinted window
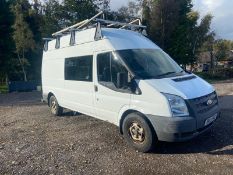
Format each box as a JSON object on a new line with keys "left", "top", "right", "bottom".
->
{"left": 65, "top": 56, "right": 93, "bottom": 81}
{"left": 97, "top": 52, "right": 128, "bottom": 89}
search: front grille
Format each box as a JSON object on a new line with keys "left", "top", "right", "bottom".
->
{"left": 188, "top": 92, "right": 218, "bottom": 114}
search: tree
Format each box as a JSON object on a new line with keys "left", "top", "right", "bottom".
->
{"left": 139, "top": 0, "right": 213, "bottom": 66}
{"left": 148, "top": 0, "right": 179, "bottom": 49}
{"left": 96, "top": 0, "right": 110, "bottom": 13}
{"left": 142, "top": 0, "right": 151, "bottom": 27}
{"left": 116, "top": 1, "right": 141, "bottom": 22}
{"left": 41, "top": 0, "right": 63, "bottom": 37}
{"left": 214, "top": 39, "right": 232, "bottom": 61}
{"left": 0, "top": 0, "right": 15, "bottom": 83}
{"left": 26, "top": 0, "right": 44, "bottom": 80}
{"left": 190, "top": 14, "right": 213, "bottom": 66}
{"left": 41, "top": 0, "right": 109, "bottom": 35}
{"left": 171, "top": 12, "right": 213, "bottom": 67}
{"left": 201, "top": 32, "right": 215, "bottom": 69}
{"left": 12, "top": 1, "right": 35, "bottom": 81}
{"left": 163, "top": 0, "right": 195, "bottom": 65}
{"left": 62, "top": 0, "right": 98, "bottom": 26}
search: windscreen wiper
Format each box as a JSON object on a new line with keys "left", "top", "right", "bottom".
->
{"left": 155, "top": 71, "right": 176, "bottom": 78}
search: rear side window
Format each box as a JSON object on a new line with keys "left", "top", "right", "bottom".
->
{"left": 65, "top": 56, "right": 93, "bottom": 82}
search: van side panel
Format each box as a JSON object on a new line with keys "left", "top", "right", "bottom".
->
{"left": 42, "top": 53, "right": 65, "bottom": 105}
{"left": 42, "top": 38, "right": 114, "bottom": 117}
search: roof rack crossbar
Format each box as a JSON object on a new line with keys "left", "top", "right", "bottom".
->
{"left": 77, "top": 11, "right": 103, "bottom": 29}
{"left": 43, "top": 38, "right": 53, "bottom": 41}
{"left": 52, "top": 20, "right": 88, "bottom": 36}
{"left": 120, "top": 19, "right": 142, "bottom": 29}
{"left": 107, "top": 23, "right": 115, "bottom": 27}
{"left": 95, "top": 18, "right": 146, "bottom": 29}
{"left": 52, "top": 11, "right": 103, "bottom": 36}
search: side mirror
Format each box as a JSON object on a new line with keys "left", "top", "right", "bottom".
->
{"left": 116, "top": 72, "right": 128, "bottom": 89}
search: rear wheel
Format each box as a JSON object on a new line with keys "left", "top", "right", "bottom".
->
{"left": 49, "top": 95, "right": 63, "bottom": 116}
{"left": 123, "top": 112, "right": 157, "bottom": 153}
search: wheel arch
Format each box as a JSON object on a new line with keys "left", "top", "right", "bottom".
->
{"left": 119, "top": 109, "right": 156, "bottom": 137}
{"left": 47, "top": 92, "right": 55, "bottom": 106}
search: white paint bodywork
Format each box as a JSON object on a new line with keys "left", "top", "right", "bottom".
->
{"left": 42, "top": 28, "right": 215, "bottom": 126}
{"left": 146, "top": 75, "right": 215, "bottom": 100}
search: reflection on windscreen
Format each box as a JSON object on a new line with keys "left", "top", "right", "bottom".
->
{"left": 116, "top": 49, "right": 184, "bottom": 79}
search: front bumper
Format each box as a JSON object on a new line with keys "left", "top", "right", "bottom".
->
{"left": 147, "top": 110, "right": 220, "bottom": 142}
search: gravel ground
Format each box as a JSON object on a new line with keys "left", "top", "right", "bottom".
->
{"left": 0, "top": 92, "right": 233, "bottom": 175}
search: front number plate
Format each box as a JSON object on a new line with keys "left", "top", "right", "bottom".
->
{"left": 205, "top": 113, "right": 218, "bottom": 126}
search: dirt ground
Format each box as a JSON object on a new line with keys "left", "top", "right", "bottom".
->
{"left": 0, "top": 91, "right": 233, "bottom": 175}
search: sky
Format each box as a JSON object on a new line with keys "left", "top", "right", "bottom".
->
{"left": 110, "top": 0, "right": 233, "bottom": 40}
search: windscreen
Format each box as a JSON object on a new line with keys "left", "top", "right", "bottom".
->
{"left": 116, "top": 49, "right": 184, "bottom": 79}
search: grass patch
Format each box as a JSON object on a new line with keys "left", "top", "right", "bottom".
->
{"left": 0, "top": 84, "right": 8, "bottom": 94}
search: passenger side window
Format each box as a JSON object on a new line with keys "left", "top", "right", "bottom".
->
{"left": 97, "top": 52, "right": 111, "bottom": 82}
{"left": 65, "top": 56, "right": 93, "bottom": 82}
{"left": 97, "top": 52, "right": 129, "bottom": 91}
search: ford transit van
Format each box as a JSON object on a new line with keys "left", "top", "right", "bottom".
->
{"left": 42, "top": 17, "right": 220, "bottom": 152}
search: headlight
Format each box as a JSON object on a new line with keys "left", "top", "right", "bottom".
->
{"left": 163, "top": 93, "right": 189, "bottom": 117}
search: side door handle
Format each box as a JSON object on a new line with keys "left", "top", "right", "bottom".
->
{"left": 94, "top": 85, "right": 98, "bottom": 92}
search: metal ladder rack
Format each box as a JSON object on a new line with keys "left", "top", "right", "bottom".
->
{"left": 95, "top": 18, "right": 146, "bottom": 29}
{"left": 51, "top": 11, "right": 147, "bottom": 37}
{"left": 52, "top": 11, "right": 104, "bottom": 36}
{"left": 43, "top": 11, "right": 147, "bottom": 51}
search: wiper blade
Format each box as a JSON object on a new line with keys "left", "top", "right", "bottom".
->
{"left": 156, "top": 71, "right": 176, "bottom": 77}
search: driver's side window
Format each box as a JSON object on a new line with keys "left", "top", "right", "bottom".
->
{"left": 97, "top": 52, "right": 130, "bottom": 91}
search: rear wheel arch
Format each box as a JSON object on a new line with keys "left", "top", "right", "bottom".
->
{"left": 47, "top": 92, "right": 55, "bottom": 106}
{"left": 48, "top": 94, "right": 63, "bottom": 116}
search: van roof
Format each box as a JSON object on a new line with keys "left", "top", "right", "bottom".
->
{"left": 47, "top": 27, "right": 159, "bottom": 51}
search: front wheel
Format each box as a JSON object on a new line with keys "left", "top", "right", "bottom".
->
{"left": 122, "top": 113, "right": 157, "bottom": 153}
{"left": 49, "top": 95, "right": 63, "bottom": 116}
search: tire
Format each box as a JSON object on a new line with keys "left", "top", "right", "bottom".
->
{"left": 49, "top": 95, "right": 63, "bottom": 116}
{"left": 122, "top": 112, "right": 157, "bottom": 153}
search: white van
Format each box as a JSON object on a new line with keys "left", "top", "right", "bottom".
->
{"left": 42, "top": 18, "right": 220, "bottom": 152}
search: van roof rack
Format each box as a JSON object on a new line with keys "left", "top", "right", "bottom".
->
{"left": 52, "top": 11, "right": 147, "bottom": 37}
{"left": 95, "top": 18, "right": 146, "bottom": 29}
{"left": 52, "top": 11, "right": 104, "bottom": 36}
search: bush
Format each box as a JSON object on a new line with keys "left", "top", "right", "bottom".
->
{"left": 195, "top": 68, "right": 233, "bottom": 81}
{"left": 224, "top": 68, "right": 233, "bottom": 78}
{"left": 0, "top": 84, "right": 8, "bottom": 94}
{"left": 212, "top": 68, "right": 233, "bottom": 79}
